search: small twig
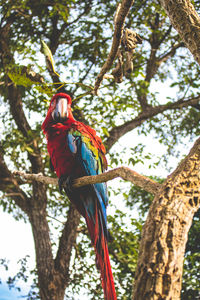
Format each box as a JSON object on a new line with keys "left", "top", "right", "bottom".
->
{"left": 93, "top": 0, "right": 134, "bottom": 95}
{"left": 13, "top": 167, "right": 161, "bottom": 195}
{"left": 0, "top": 193, "right": 25, "bottom": 200}
{"left": 47, "top": 215, "right": 65, "bottom": 224}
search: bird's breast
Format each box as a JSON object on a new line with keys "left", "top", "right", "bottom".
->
{"left": 47, "top": 127, "right": 78, "bottom": 178}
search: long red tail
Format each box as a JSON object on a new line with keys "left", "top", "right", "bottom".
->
{"left": 85, "top": 202, "right": 117, "bottom": 300}
{"left": 97, "top": 236, "right": 117, "bottom": 300}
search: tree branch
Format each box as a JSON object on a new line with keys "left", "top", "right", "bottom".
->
{"left": 157, "top": 42, "right": 184, "bottom": 65}
{"left": 0, "top": 148, "right": 30, "bottom": 214}
{"left": 145, "top": 42, "right": 183, "bottom": 84}
{"left": 13, "top": 167, "right": 161, "bottom": 195}
{"left": 105, "top": 94, "right": 200, "bottom": 150}
{"left": 93, "top": 0, "right": 134, "bottom": 94}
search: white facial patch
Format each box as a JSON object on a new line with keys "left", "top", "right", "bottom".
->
{"left": 58, "top": 97, "right": 68, "bottom": 118}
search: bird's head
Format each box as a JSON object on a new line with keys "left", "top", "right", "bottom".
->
{"left": 42, "top": 93, "right": 74, "bottom": 133}
{"left": 50, "top": 93, "right": 72, "bottom": 123}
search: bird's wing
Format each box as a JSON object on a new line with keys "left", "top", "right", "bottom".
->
{"left": 67, "top": 127, "right": 108, "bottom": 226}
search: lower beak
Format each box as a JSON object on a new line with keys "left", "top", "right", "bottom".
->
{"left": 53, "top": 98, "right": 68, "bottom": 123}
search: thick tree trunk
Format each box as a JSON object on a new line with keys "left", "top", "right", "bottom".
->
{"left": 29, "top": 208, "right": 65, "bottom": 300}
{"left": 160, "top": 0, "right": 200, "bottom": 65}
{"left": 28, "top": 180, "right": 64, "bottom": 300}
{"left": 29, "top": 188, "right": 80, "bottom": 300}
{"left": 132, "top": 137, "right": 200, "bottom": 299}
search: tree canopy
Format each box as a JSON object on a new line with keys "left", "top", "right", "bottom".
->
{"left": 0, "top": 0, "right": 200, "bottom": 299}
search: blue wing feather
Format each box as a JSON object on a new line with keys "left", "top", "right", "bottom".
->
{"left": 77, "top": 137, "right": 108, "bottom": 224}
{"left": 67, "top": 130, "right": 108, "bottom": 232}
{"left": 67, "top": 132, "right": 77, "bottom": 154}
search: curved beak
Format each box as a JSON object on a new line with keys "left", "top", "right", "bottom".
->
{"left": 52, "top": 98, "right": 68, "bottom": 123}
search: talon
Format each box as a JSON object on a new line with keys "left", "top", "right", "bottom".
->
{"left": 58, "top": 176, "right": 65, "bottom": 194}
{"left": 64, "top": 176, "right": 75, "bottom": 193}
{"left": 58, "top": 175, "right": 75, "bottom": 194}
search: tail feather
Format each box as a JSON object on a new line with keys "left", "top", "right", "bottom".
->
{"left": 85, "top": 202, "right": 117, "bottom": 300}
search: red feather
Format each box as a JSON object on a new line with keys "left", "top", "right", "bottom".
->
{"left": 85, "top": 201, "right": 116, "bottom": 300}
{"left": 42, "top": 93, "right": 116, "bottom": 299}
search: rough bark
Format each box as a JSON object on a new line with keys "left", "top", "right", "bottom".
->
{"left": 160, "top": 0, "right": 200, "bottom": 65}
{"left": 132, "top": 137, "right": 200, "bottom": 299}
{"left": 29, "top": 206, "right": 61, "bottom": 300}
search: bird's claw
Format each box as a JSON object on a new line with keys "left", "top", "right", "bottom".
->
{"left": 58, "top": 175, "right": 74, "bottom": 194}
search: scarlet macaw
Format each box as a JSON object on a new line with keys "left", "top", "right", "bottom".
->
{"left": 42, "top": 93, "right": 116, "bottom": 300}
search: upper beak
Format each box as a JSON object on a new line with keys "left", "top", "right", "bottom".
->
{"left": 52, "top": 98, "right": 68, "bottom": 123}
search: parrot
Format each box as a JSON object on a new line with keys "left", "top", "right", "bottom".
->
{"left": 42, "top": 93, "right": 117, "bottom": 300}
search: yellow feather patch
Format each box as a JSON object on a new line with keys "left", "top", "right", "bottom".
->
{"left": 82, "top": 135, "right": 99, "bottom": 161}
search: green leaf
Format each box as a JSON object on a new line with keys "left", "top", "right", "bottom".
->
{"left": 102, "top": 127, "right": 110, "bottom": 137}
{"left": 8, "top": 68, "right": 37, "bottom": 87}
{"left": 41, "top": 40, "right": 59, "bottom": 76}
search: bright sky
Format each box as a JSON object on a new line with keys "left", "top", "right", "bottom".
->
{"left": 0, "top": 284, "right": 24, "bottom": 300}
{"left": 0, "top": 209, "right": 35, "bottom": 299}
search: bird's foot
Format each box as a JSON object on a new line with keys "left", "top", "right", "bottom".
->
{"left": 58, "top": 175, "right": 75, "bottom": 194}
